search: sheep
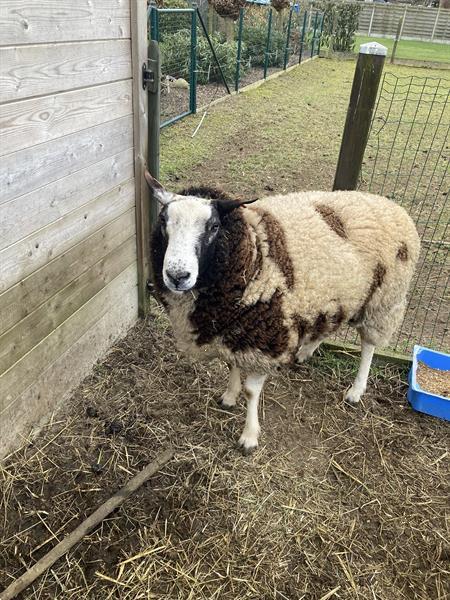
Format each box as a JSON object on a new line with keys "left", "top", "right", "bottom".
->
{"left": 144, "top": 171, "right": 420, "bottom": 453}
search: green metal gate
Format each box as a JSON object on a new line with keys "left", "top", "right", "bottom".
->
{"left": 148, "top": 3, "right": 323, "bottom": 128}
{"left": 149, "top": 5, "right": 197, "bottom": 127}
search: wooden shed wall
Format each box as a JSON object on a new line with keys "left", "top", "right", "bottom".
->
{"left": 0, "top": 0, "right": 145, "bottom": 458}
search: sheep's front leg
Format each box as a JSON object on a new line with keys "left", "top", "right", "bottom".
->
{"left": 345, "top": 339, "right": 375, "bottom": 404}
{"left": 239, "top": 373, "right": 266, "bottom": 454}
{"left": 219, "top": 365, "right": 241, "bottom": 409}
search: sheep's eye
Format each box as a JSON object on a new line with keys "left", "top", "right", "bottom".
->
{"left": 210, "top": 223, "right": 219, "bottom": 232}
{"left": 159, "top": 214, "right": 166, "bottom": 226}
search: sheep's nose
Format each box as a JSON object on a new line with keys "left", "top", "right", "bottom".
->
{"left": 166, "top": 270, "right": 191, "bottom": 287}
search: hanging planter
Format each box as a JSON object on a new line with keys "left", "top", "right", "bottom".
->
{"left": 271, "top": 0, "right": 290, "bottom": 11}
{"left": 210, "top": 0, "right": 246, "bottom": 20}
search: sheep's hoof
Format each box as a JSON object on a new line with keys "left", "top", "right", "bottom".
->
{"left": 217, "top": 391, "right": 237, "bottom": 411}
{"left": 217, "top": 397, "right": 236, "bottom": 411}
{"left": 240, "top": 445, "right": 257, "bottom": 456}
{"left": 344, "top": 388, "right": 361, "bottom": 406}
{"left": 218, "top": 400, "right": 235, "bottom": 412}
{"left": 238, "top": 433, "right": 258, "bottom": 455}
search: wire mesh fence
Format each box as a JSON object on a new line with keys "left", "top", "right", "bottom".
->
{"left": 149, "top": 2, "right": 323, "bottom": 127}
{"left": 358, "top": 73, "right": 449, "bottom": 355}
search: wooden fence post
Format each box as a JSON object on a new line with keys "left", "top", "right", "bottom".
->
{"left": 333, "top": 42, "right": 387, "bottom": 191}
{"left": 391, "top": 16, "right": 403, "bottom": 64}
{"left": 431, "top": 7, "right": 440, "bottom": 41}
{"left": 400, "top": 5, "right": 407, "bottom": 37}
{"left": 368, "top": 5, "right": 375, "bottom": 36}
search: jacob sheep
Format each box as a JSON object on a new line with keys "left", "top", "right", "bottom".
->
{"left": 145, "top": 171, "right": 420, "bottom": 453}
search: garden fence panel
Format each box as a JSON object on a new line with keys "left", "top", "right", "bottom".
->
{"left": 358, "top": 74, "right": 450, "bottom": 354}
{"left": 352, "top": 1, "right": 450, "bottom": 42}
{"left": 150, "top": 3, "right": 323, "bottom": 126}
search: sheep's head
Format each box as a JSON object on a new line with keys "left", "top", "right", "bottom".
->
{"left": 145, "top": 171, "right": 257, "bottom": 294}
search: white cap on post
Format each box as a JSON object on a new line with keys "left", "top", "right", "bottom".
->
{"left": 359, "top": 42, "right": 388, "bottom": 56}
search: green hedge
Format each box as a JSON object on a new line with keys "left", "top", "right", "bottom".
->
{"left": 159, "top": 30, "right": 246, "bottom": 85}
{"left": 241, "top": 21, "right": 286, "bottom": 68}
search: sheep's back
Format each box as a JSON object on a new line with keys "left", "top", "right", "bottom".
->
{"left": 245, "top": 190, "right": 420, "bottom": 340}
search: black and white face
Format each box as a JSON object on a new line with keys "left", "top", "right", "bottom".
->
{"left": 144, "top": 170, "right": 256, "bottom": 294}
{"left": 159, "top": 197, "right": 221, "bottom": 293}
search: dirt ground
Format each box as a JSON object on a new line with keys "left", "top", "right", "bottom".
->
{"left": 1, "top": 58, "right": 449, "bottom": 600}
{"left": 1, "top": 302, "right": 449, "bottom": 599}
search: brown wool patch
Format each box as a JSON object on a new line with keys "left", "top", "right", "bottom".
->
{"left": 293, "top": 314, "right": 309, "bottom": 344}
{"left": 253, "top": 238, "right": 264, "bottom": 280}
{"left": 222, "top": 289, "right": 289, "bottom": 358}
{"left": 190, "top": 210, "right": 289, "bottom": 359}
{"left": 397, "top": 242, "right": 409, "bottom": 262}
{"left": 310, "top": 312, "right": 328, "bottom": 342}
{"left": 315, "top": 204, "right": 347, "bottom": 239}
{"left": 254, "top": 208, "right": 295, "bottom": 289}
{"left": 178, "top": 185, "right": 236, "bottom": 201}
{"left": 350, "top": 262, "right": 387, "bottom": 325}
{"left": 330, "top": 306, "right": 346, "bottom": 331}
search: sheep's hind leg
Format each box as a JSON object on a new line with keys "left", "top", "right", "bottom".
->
{"left": 345, "top": 339, "right": 375, "bottom": 405}
{"left": 239, "top": 373, "right": 266, "bottom": 455}
{"left": 218, "top": 365, "right": 241, "bottom": 409}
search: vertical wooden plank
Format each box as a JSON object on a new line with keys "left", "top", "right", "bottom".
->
{"left": 431, "top": 8, "right": 440, "bottom": 41}
{"left": 391, "top": 17, "right": 404, "bottom": 65}
{"left": 131, "top": 0, "right": 151, "bottom": 317}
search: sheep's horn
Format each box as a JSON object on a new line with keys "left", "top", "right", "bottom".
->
{"left": 144, "top": 170, "right": 174, "bottom": 205}
{"left": 216, "top": 197, "right": 259, "bottom": 215}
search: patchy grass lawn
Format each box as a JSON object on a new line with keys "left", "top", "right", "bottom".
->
{"left": 160, "top": 58, "right": 449, "bottom": 197}
{"left": 160, "top": 57, "right": 351, "bottom": 195}
{"left": 354, "top": 36, "right": 450, "bottom": 64}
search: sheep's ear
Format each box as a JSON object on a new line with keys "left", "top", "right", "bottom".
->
{"left": 144, "top": 169, "right": 174, "bottom": 205}
{"left": 215, "top": 198, "right": 258, "bottom": 215}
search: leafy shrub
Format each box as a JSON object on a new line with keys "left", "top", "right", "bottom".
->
{"left": 241, "top": 20, "right": 286, "bottom": 68}
{"left": 159, "top": 29, "right": 246, "bottom": 85}
{"left": 313, "top": 0, "right": 361, "bottom": 52}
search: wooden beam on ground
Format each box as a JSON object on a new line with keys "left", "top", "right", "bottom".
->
{"left": 324, "top": 340, "right": 411, "bottom": 367}
{"left": 0, "top": 448, "right": 175, "bottom": 600}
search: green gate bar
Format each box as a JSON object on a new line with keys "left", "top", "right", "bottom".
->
{"left": 310, "top": 11, "right": 319, "bottom": 58}
{"left": 299, "top": 10, "right": 307, "bottom": 64}
{"left": 283, "top": 6, "right": 294, "bottom": 70}
{"left": 317, "top": 13, "right": 324, "bottom": 56}
{"left": 264, "top": 8, "right": 273, "bottom": 79}
{"left": 190, "top": 4, "right": 197, "bottom": 114}
{"left": 149, "top": 4, "right": 159, "bottom": 41}
{"left": 235, "top": 8, "right": 245, "bottom": 92}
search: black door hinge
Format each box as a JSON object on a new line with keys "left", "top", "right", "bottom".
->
{"left": 142, "top": 61, "right": 158, "bottom": 92}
